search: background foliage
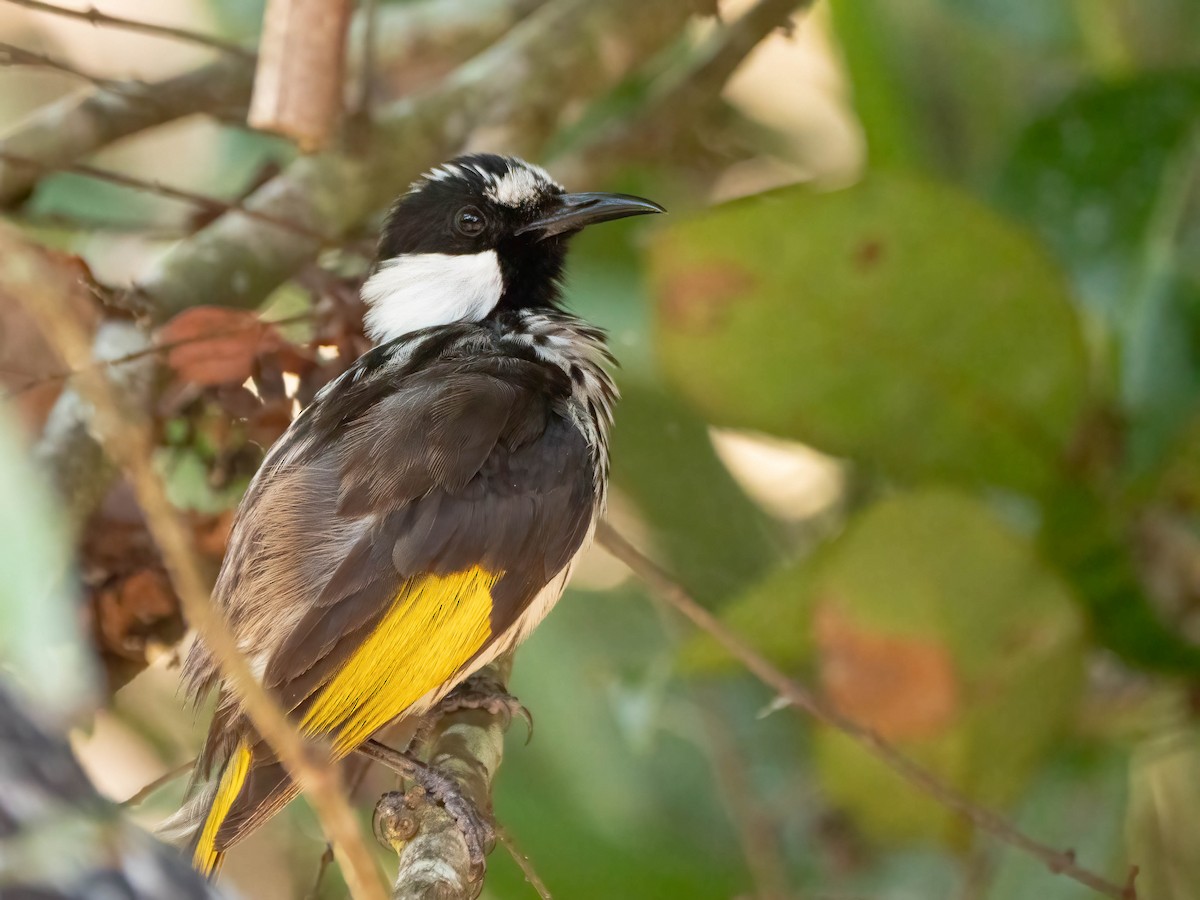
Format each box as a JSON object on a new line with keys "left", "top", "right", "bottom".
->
{"left": 2, "top": 0, "right": 1200, "bottom": 898}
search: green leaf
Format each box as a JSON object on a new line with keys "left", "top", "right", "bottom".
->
{"left": 826, "top": 0, "right": 927, "bottom": 169}
{"left": 678, "top": 558, "right": 818, "bottom": 674}
{"left": 610, "top": 384, "right": 780, "bottom": 609}
{"left": 1039, "top": 480, "right": 1200, "bottom": 674}
{"left": 1127, "top": 731, "right": 1200, "bottom": 900}
{"left": 157, "top": 446, "right": 250, "bottom": 514}
{"left": 989, "top": 748, "right": 1131, "bottom": 900}
{"left": 808, "top": 489, "right": 1085, "bottom": 844}
{"left": 648, "top": 173, "right": 1089, "bottom": 493}
{"left": 995, "top": 73, "right": 1200, "bottom": 470}
{"left": 568, "top": 224, "right": 780, "bottom": 609}
{"left": 0, "top": 403, "right": 96, "bottom": 717}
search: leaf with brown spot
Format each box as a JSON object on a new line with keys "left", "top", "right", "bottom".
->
{"left": 659, "top": 264, "right": 755, "bottom": 333}
{"left": 158, "top": 306, "right": 283, "bottom": 387}
{"left": 648, "top": 174, "right": 1089, "bottom": 492}
{"left": 815, "top": 602, "right": 958, "bottom": 740}
{"left": 809, "top": 489, "right": 1085, "bottom": 845}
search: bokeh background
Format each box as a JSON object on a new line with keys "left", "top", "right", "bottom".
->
{"left": 2, "top": 0, "right": 1200, "bottom": 898}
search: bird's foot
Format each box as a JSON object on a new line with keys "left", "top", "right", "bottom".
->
{"left": 363, "top": 741, "right": 494, "bottom": 879}
{"left": 430, "top": 673, "right": 533, "bottom": 742}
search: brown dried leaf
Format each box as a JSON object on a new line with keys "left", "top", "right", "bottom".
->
{"left": 158, "top": 306, "right": 282, "bottom": 386}
{"left": 0, "top": 249, "right": 100, "bottom": 432}
{"left": 95, "top": 569, "right": 178, "bottom": 662}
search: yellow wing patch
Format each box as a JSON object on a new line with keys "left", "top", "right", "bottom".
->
{"left": 302, "top": 566, "right": 500, "bottom": 754}
{"left": 193, "top": 740, "right": 251, "bottom": 876}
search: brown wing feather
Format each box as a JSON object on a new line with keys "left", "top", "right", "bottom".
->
{"left": 185, "top": 335, "right": 599, "bottom": 855}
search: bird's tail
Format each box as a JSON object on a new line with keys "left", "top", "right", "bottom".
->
{"left": 157, "top": 740, "right": 251, "bottom": 877}
{"left": 190, "top": 741, "right": 252, "bottom": 876}
{"left": 160, "top": 739, "right": 298, "bottom": 878}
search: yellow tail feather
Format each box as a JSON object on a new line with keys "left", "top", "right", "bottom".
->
{"left": 193, "top": 742, "right": 252, "bottom": 876}
{"left": 190, "top": 567, "right": 498, "bottom": 874}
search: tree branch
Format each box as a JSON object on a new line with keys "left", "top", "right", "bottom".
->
{"left": 595, "top": 521, "right": 1140, "bottom": 900}
{"left": 2, "top": 0, "right": 254, "bottom": 59}
{"left": 0, "top": 0, "right": 542, "bottom": 206}
{"left": 2, "top": 224, "right": 390, "bottom": 900}
{"left": 0, "top": 150, "right": 335, "bottom": 243}
{"left": 248, "top": 0, "right": 354, "bottom": 150}
{"left": 0, "top": 55, "right": 252, "bottom": 206}
{"left": 495, "top": 826, "right": 553, "bottom": 900}
{"left": 374, "top": 659, "right": 514, "bottom": 900}
{"left": 29, "top": 0, "right": 706, "bottom": 536}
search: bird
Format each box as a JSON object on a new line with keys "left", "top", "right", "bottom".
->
{"left": 168, "top": 154, "right": 664, "bottom": 876}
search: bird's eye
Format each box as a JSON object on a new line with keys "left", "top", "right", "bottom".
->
{"left": 455, "top": 206, "right": 486, "bottom": 237}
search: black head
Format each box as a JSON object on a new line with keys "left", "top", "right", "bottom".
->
{"left": 362, "top": 154, "right": 663, "bottom": 342}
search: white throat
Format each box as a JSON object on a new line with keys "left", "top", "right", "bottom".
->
{"left": 361, "top": 250, "right": 504, "bottom": 342}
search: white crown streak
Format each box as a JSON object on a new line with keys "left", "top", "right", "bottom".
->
{"left": 361, "top": 251, "right": 504, "bottom": 342}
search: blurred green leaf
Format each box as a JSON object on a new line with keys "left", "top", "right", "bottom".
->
{"left": 649, "top": 173, "right": 1089, "bottom": 493}
{"left": 1154, "top": 415, "right": 1200, "bottom": 507}
{"left": 809, "top": 490, "right": 1085, "bottom": 844}
{"left": 569, "top": 222, "right": 780, "bottom": 609}
{"left": 995, "top": 73, "right": 1200, "bottom": 470}
{"left": 827, "top": 0, "right": 927, "bottom": 169}
{"left": 611, "top": 385, "right": 780, "bottom": 609}
{"left": 1039, "top": 480, "right": 1200, "bottom": 674}
{"left": 988, "top": 747, "right": 1131, "bottom": 900}
{"left": 679, "top": 554, "right": 818, "bottom": 674}
{"left": 1126, "top": 731, "right": 1200, "bottom": 900}
{"left": 157, "top": 446, "right": 249, "bottom": 514}
{"left": 0, "top": 403, "right": 96, "bottom": 717}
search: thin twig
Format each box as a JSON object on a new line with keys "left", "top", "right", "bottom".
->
{"left": 9, "top": 210, "right": 194, "bottom": 237}
{"left": 0, "top": 150, "right": 334, "bottom": 244}
{"left": 6, "top": 226, "right": 389, "bottom": 900}
{"left": 595, "top": 521, "right": 1140, "bottom": 900}
{"left": 0, "top": 41, "right": 173, "bottom": 112}
{"left": 306, "top": 844, "right": 337, "bottom": 900}
{"left": 0, "top": 55, "right": 254, "bottom": 207}
{"left": 496, "top": 825, "right": 553, "bottom": 900}
{"left": 2, "top": 0, "right": 255, "bottom": 60}
{"left": 121, "top": 756, "right": 197, "bottom": 807}
{"left": 307, "top": 755, "right": 375, "bottom": 899}
{"left": 636, "top": 546, "right": 792, "bottom": 899}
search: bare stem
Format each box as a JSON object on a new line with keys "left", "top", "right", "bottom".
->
{"left": 248, "top": 0, "right": 354, "bottom": 150}
{"left": 496, "top": 825, "right": 553, "bottom": 900}
{"left": 121, "top": 757, "right": 197, "bottom": 808}
{"left": 0, "top": 41, "right": 175, "bottom": 111}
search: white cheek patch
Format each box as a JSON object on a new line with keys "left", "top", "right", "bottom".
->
{"left": 361, "top": 250, "right": 504, "bottom": 342}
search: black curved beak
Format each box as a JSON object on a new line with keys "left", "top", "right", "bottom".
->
{"left": 516, "top": 192, "right": 666, "bottom": 240}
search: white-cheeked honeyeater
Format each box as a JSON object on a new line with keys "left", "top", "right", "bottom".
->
{"left": 167, "top": 155, "right": 664, "bottom": 875}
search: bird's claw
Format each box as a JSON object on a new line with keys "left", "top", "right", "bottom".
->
{"left": 368, "top": 751, "right": 494, "bottom": 881}
{"left": 433, "top": 675, "right": 533, "bottom": 744}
